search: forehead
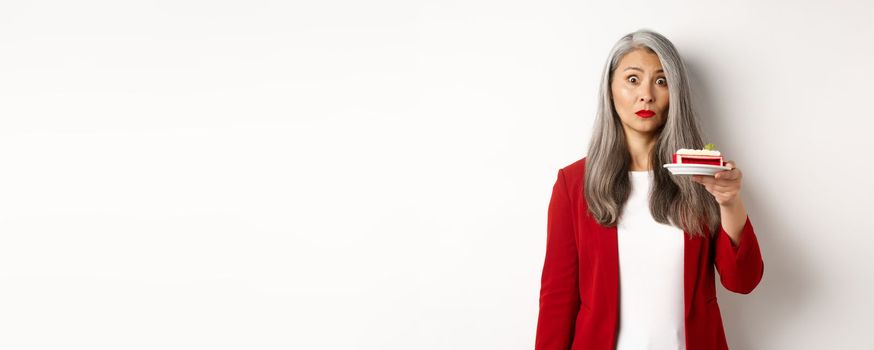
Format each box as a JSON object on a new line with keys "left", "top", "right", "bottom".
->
{"left": 617, "top": 48, "right": 663, "bottom": 71}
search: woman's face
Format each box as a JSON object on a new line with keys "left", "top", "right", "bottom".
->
{"left": 610, "top": 48, "right": 669, "bottom": 138}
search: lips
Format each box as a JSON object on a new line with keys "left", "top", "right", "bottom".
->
{"left": 635, "top": 110, "right": 655, "bottom": 118}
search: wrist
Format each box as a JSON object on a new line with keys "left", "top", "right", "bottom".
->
{"left": 720, "top": 197, "right": 745, "bottom": 211}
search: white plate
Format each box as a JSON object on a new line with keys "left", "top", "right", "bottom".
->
{"left": 663, "top": 163, "right": 730, "bottom": 176}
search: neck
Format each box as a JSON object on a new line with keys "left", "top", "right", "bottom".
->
{"left": 625, "top": 131, "right": 657, "bottom": 171}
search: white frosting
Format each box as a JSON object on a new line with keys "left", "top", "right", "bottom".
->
{"left": 675, "top": 148, "right": 721, "bottom": 156}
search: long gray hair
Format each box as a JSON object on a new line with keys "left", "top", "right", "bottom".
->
{"left": 584, "top": 29, "right": 720, "bottom": 238}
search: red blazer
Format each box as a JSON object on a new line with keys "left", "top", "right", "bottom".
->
{"left": 535, "top": 157, "right": 764, "bottom": 350}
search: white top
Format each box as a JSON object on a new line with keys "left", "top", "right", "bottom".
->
{"left": 615, "top": 170, "right": 686, "bottom": 350}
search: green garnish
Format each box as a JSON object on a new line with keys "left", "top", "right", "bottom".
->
{"left": 704, "top": 143, "right": 717, "bottom": 151}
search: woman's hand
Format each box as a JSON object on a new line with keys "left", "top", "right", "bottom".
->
{"left": 691, "top": 160, "right": 742, "bottom": 208}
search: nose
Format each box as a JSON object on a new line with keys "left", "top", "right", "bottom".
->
{"left": 639, "top": 92, "right": 654, "bottom": 103}
{"left": 639, "top": 84, "right": 655, "bottom": 103}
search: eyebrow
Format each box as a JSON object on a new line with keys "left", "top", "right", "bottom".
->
{"left": 623, "top": 66, "right": 664, "bottom": 74}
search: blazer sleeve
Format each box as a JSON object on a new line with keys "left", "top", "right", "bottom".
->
{"left": 535, "top": 169, "right": 581, "bottom": 350}
{"left": 714, "top": 214, "right": 764, "bottom": 294}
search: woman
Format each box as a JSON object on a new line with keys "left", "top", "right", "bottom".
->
{"left": 535, "top": 29, "right": 764, "bottom": 350}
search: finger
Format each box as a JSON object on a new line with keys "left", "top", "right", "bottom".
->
{"left": 700, "top": 180, "right": 735, "bottom": 192}
{"left": 694, "top": 175, "right": 728, "bottom": 185}
{"left": 721, "top": 168, "right": 744, "bottom": 181}
{"left": 704, "top": 186, "right": 735, "bottom": 200}
{"left": 694, "top": 175, "right": 738, "bottom": 190}
{"left": 705, "top": 185, "right": 734, "bottom": 199}
{"left": 716, "top": 193, "right": 737, "bottom": 204}
{"left": 715, "top": 170, "right": 737, "bottom": 181}
{"left": 717, "top": 160, "right": 741, "bottom": 180}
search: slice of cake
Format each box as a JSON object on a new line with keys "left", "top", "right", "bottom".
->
{"left": 671, "top": 143, "right": 725, "bottom": 166}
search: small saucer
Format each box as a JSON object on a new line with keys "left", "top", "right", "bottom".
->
{"left": 663, "top": 163, "right": 730, "bottom": 176}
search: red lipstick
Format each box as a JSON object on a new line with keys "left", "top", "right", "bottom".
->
{"left": 636, "top": 109, "right": 655, "bottom": 118}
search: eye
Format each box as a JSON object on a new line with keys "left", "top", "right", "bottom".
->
{"left": 656, "top": 77, "right": 667, "bottom": 85}
{"left": 627, "top": 75, "right": 639, "bottom": 83}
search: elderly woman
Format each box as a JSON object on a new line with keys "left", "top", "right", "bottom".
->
{"left": 535, "top": 29, "right": 764, "bottom": 350}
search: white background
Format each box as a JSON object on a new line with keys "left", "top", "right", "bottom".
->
{"left": 1, "top": 0, "right": 872, "bottom": 349}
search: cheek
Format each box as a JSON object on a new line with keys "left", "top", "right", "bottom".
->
{"left": 612, "top": 86, "right": 633, "bottom": 108}
{"left": 658, "top": 90, "right": 670, "bottom": 108}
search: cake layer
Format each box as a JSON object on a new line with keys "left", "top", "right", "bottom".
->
{"left": 675, "top": 148, "right": 721, "bottom": 156}
{"left": 672, "top": 154, "right": 724, "bottom": 166}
